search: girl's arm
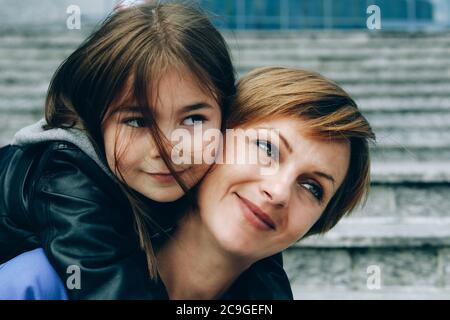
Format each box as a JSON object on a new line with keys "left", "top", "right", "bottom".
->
{"left": 0, "top": 248, "right": 68, "bottom": 300}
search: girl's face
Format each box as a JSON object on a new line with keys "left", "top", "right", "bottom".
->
{"left": 196, "top": 117, "right": 350, "bottom": 260}
{"left": 102, "top": 68, "right": 221, "bottom": 202}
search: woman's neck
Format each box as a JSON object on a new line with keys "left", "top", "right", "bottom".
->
{"left": 156, "top": 212, "right": 252, "bottom": 300}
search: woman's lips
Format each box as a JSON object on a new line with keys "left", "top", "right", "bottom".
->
{"left": 235, "top": 193, "right": 276, "bottom": 231}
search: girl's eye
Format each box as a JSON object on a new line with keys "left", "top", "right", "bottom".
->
{"left": 182, "top": 115, "right": 207, "bottom": 126}
{"left": 300, "top": 181, "right": 324, "bottom": 202}
{"left": 256, "top": 139, "right": 278, "bottom": 159}
{"left": 124, "top": 118, "right": 146, "bottom": 128}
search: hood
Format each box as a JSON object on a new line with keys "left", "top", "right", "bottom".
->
{"left": 11, "top": 118, "right": 114, "bottom": 179}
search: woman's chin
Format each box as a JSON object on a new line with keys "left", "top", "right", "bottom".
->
{"left": 213, "top": 227, "right": 260, "bottom": 260}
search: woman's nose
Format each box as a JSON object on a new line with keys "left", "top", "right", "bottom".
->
{"left": 259, "top": 176, "right": 291, "bottom": 208}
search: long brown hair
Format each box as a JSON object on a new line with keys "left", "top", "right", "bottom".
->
{"left": 228, "top": 67, "right": 375, "bottom": 237}
{"left": 44, "top": 3, "right": 236, "bottom": 279}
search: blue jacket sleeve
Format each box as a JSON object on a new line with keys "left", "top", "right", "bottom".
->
{"left": 0, "top": 248, "right": 68, "bottom": 300}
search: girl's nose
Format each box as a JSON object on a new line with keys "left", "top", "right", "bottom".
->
{"left": 148, "top": 144, "right": 162, "bottom": 159}
{"left": 145, "top": 133, "right": 164, "bottom": 160}
{"left": 147, "top": 131, "right": 173, "bottom": 161}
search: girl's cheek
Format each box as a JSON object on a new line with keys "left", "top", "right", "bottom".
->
{"left": 184, "top": 163, "right": 211, "bottom": 186}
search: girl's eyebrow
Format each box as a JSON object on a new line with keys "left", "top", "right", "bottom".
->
{"left": 178, "top": 102, "right": 214, "bottom": 114}
{"left": 114, "top": 103, "right": 214, "bottom": 115}
{"left": 113, "top": 106, "right": 142, "bottom": 114}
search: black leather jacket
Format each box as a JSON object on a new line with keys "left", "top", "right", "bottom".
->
{"left": 0, "top": 141, "right": 293, "bottom": 299}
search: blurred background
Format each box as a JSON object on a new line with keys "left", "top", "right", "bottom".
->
{"left": 0, "top": 0, "right": 449, "bottom": 299}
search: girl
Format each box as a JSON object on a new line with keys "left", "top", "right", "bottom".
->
{"left": 1, "top": 2, "right": 284, "bottom": 299}
{"left": 1, "top": 67, "right": 375, "bottom": 299}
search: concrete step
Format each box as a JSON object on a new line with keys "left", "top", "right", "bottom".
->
{"left": 231, "top": 47, "right": 450, "bottom": 61}
{"left": 2, "top": 82, "right": 449, "bottom": 102}
{"left": 0, "top": 98, "right": 44, "bottom": 113}
{"left": 3, "top": 54, "right": 449, "bottom": 72}
{"left": 0, "top": 59, "right": 59, "bottom": 72}
{"left": 296, "top": 217, "right": 450, "bottom": 248}
{"left": 353, "top": 185, "right": 450, "bottom": 219}
{"left": 343, "top": 83, "right": 450, "bottom": 98}
{"left": 3, "top": 31, "right": 449, "bottom": 47}
{"left": 237, "top": 64, "right": 450, "bottom": 79}
{"left": 0, "top": 112, "right": 43, "bottom": 147}
{"left": 0, "top": 85, "right": 48, "bottom": 99}
{"left": 0, "top": 71, "right": 53, "bottom": 86}
{"left": 4, "top": 46, "right": 406, "bottom": 62}
{"left": 324, "top": 71, "right": 450, "bottom": 85}
{"left": 6, "top": 31, "right": 449, "bottom": 52}
{"left": 0, "top": 48, "right": 73, "bottom": 60}
{"left": 372, "top": 129, "right": 450, "bottom": 148}
{"left": 284, "top": 222, "right": 450, "bottom": 299}
{"left": 235, "top": 57, "right": 450, "bottom": 72}
{"left": 284, "top": 245, "right": 450, "bottom": 299}
{"left": 3, "top": 68, "right": 450, "bottom": 86}
{"left": 370, "top": 146, "right": 450, "bottom": 162}
{"left": 2, "top": 47, "right": 450, "bottom": 68}
{"left": 224, "top": 31, "right": 450, "bottom": 47}
{"left": 366, "top": 112, "right": 450, "bottom": 129}
{"left": 356, "top": 97, "right": 450, "bottom": 112}
{"left": 3, "top": 56, "right": 447, "bottom": 75}
{"left": 0, "top": 35, "right": 86, "bottom": 49}
{"left": 290, "top": 287, "right": 450, "bottom": 300}
{"left": 371, "top": 161, "right": 450, "bottom": 183}
{"left": 2, "top": 31, "right": 450, "bottom": 50}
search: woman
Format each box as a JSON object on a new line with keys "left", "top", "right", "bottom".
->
{"left": 156, "top": 67, "right": 375, "bottom": 299}
{"left": 0, "top": 67, "right": 375, "bottom": 299}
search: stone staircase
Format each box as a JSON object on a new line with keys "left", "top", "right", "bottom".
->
{"left": 1, "top": 27, "right": 449, "bottom": 299}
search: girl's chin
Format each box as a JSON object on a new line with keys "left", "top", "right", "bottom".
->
{"left": 142, "top": 188, "right": 185, "bottom": 203}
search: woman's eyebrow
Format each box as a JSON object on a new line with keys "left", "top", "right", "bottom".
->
{"left": 313, "top": 171, "right": 336, "bottom": 186}
{"left": 254, "top": 127, "right": 293, "bottom": 154}
{"left": 279, "top": 133, "right": 293, "bottom": 154}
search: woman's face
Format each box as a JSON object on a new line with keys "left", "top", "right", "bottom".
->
{"left": 197, "top": 117, "right": 350, "bottom": 260}
{"left": 102, "top": 68, "right": 221, "bottom": 202}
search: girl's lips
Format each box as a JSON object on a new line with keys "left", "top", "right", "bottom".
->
{"left": 146, "top": 169, "right": 187, "bottom": 183}
{"left": 235, "top": 193, "right": 276, "bottom": 231}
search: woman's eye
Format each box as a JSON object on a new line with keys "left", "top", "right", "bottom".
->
{"left": 124, "top": 118, "right": 146, "bottom": 128}
{"left": 300, "top": 182, "right": 324, "bottom": 202}
{"left": 182, "top": 115, "right": 207, "bottom": 126}
{"left": 256, "top": 139, "right": 278, "bottom": 159}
